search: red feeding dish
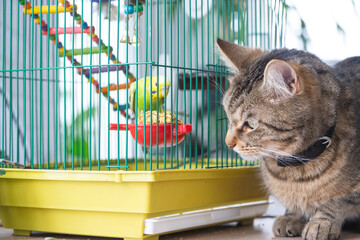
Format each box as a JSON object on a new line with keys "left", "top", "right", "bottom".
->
{"left": 109, "top": 124, "right": 192, "bottom": 147}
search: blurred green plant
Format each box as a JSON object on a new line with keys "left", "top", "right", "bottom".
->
{"left": 66, "top": 107, "right": 96, "bottom": 161}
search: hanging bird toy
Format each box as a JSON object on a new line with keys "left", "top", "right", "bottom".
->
{"left": 120, "top": 0, "right": 145, "bottom": 45}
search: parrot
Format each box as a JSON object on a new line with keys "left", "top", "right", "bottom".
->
{"left": 129, "top": 75, "right": 170, "bottom": 116}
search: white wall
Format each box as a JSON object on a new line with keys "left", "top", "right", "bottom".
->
{"left": 285, "top": 0, "right": 360, "bottom": 61}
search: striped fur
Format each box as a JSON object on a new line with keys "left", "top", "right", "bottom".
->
{"left": 218, "top": 38, "right": 360, "bottom": 240}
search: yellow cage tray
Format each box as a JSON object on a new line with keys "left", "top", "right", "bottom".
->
{"left": 0, "top": 167, "right": 268, "bottom": 240}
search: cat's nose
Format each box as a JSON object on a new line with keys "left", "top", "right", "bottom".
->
{"left": 225, "top": 131, "right": 237, "bottom": 149}
{"left": 227, "top": 144, "right": 236, "bottom": 149}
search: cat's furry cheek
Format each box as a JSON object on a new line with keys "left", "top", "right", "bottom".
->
{"left": 269, "top": 98, "right": 282, "bottom": 104}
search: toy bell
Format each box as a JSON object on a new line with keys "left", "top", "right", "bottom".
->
{"left": 120, "top": 34, "right": 131, "bottom": 44}
{"left": 131, "top": 35, "right": 141, "bottom": 45}
{"left": 121, "top": 0, "right": 145, "bottom": 45}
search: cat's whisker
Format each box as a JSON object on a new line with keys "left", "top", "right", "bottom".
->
{"left": 220, "top": 97, "right": 230, "bottom": 107}
{"left": 265, "top": 149, "right": 312, "bottom": 165}
{"left": 258, "top": 151, "right": 291, "bottom": 167}
{"left": 258, "top": 151, "right": 276, "bottom": 159}
{"left": 208, "top": 76, "right": 226, "bottom": 95}
{"left": 262, "top": 148, "right": 302, "bottom": 159}
{"left": 276, "top": 158, "right": 291, "bottom": 167}
{"left": 253, "top": 153, "right": 264, "bottom": 163}
{"left": 240, "top": 147, "right": 258, "bottom": 150}
{"left": 258, "top": 151, "right": 290, "bottom": 166}
{"left": 211, "top": 100, "right": 226, "bottom": 106}
{"left": 257, "top": 155, "right": 264, "bottom": 162}
{"left": 248, "top": 152, "right": 262, "bottom": 162}
{"left": 261, "top": 147, "right": 314, "bottom": 170}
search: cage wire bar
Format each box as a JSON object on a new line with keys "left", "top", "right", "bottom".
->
{"left": 0, "top": 0, "right": 287, "bottom": 171}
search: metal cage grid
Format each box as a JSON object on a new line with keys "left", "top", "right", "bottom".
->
{"left": 0, "top": 0, "right": 287, "bottom": 171}
{"left": 0, "top": 1, "right": 286, "bottom": 239}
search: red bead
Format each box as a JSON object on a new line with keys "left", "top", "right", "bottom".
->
{"left": 92, "top": 36, "right": 99, "bottom": 42}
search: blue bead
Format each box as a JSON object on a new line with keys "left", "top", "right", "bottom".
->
{"left": 57, "top": 42, "right": 63, "bottom": 48}
{"left": 85, "top": 74, "right": 90, "bottom": 79}
{"left": 32, "top": 14, "right": 39, "bottom": 19}
{"left": 124, "top": 5, "right": 134, "bottom": 14}
{"left": 110, "top": 55, "right": 116, "bottom": 61}
{"left": 82, "top": 22, "right": 88, "bottom": 29}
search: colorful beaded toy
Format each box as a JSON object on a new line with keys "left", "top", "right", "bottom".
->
{"left": 20, "top": 0, "right": 136, "bottom": 118}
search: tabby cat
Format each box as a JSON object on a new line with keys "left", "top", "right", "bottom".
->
{"left": 217, "top": 38, "right": 360, "bottom": 240}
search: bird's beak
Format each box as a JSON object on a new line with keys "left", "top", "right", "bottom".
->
{"left": 151, "top": 90, "right": 158, "bottom": 99}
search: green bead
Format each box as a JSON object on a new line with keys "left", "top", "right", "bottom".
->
{"left": 74, "top": 14, "right": 81, "bottom": 21}
{"left": 134, "top": 4, "right": 143, "bottom": 13}
{"left": 49, "top": 35, "right": 56, "bottom": 40}
{"left": 18, "top": 0, "right": 26, "bottom": 5}
{"left": 101, "top": 45, "right": 113, "bottom": 53}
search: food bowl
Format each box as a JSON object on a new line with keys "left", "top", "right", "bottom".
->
{"left": 109, "top": 123, "right": 192, "bottom": 147}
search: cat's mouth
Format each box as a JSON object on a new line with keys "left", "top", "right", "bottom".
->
{"left": 232, "top": 147, "right": 260, "bottom": 161}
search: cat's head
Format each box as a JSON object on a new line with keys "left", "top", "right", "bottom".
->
{"left": 217, "top": 38, "right": 339, "bottom": 163}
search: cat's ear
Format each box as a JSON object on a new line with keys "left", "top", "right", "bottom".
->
{"left": 262, "top": 59, "right": 301, "bottom": 99}
{"left": 216, "top": 38, "right": 262, "bottom": 74}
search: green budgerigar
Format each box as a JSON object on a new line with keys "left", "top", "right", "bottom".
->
{"left": 129, "top": 75, "right": 170, "bottom": 115}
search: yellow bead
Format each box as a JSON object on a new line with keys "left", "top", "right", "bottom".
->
{"left": 34, "top": 18, "right": 40, "bottom": 24}
{"left": 112, "top": 60, "right": 117, "bottom": 64}
{"left": 59, "top": 47, "right": 64, "bottom": 52}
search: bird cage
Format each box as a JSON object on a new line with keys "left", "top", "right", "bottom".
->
{"left": 0, "top": 0, "right": 286, "bottom": 239}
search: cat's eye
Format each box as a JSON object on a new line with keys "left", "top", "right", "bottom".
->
{"left": 242, "top": 120, "right": 258, "bottom": 131}
{"left": 248, "top": 120, "right": 258, "bottom": 129}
